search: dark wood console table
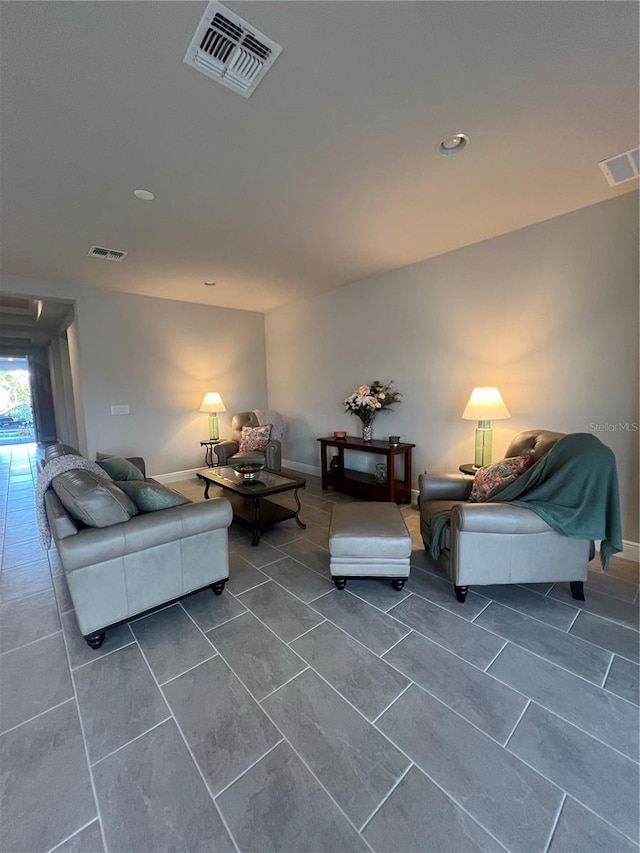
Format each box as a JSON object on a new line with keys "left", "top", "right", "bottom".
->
{"left": 317, "top": 436, "right": 415, "bottom": 503}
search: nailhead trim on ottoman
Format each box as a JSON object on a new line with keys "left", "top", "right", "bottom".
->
{"left": 328, "top": 502, "right": 411, "bottom": 590}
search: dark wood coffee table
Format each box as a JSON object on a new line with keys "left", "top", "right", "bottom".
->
{"left": 196, "top": 467, "right": 306, "bottom": 546}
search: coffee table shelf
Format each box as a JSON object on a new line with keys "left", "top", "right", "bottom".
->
{"left": 196, "top": 467, "right": 306, "bottom": 545}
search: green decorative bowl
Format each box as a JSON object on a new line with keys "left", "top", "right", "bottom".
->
{"left": 232, "top": 463, "right": 265, "bottom": 482}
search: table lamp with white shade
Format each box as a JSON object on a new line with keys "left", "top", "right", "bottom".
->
{"left": 461, "top": 387, "right": 511, "bottom": 468}
{"left": 199, "top": 392, "right": 226, "bottom": 441}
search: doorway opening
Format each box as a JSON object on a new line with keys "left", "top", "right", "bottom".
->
{"left": 0, "top": 357, "right": 35, "bottom": 446}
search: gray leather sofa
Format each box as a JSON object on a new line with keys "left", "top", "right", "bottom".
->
{"left": 40, "top": 443, "right": 233, "bottom": 648}
{"left": 214, "top": 411, "right": 282, "bottom": 470}
{"left": 418, "top": 430, "right": 593, "bottom": 602}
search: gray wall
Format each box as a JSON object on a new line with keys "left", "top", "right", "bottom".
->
{"left": 266, "top": 193, "right": 639, "bottom": 543}
{"left": 0, "top": 275, "right": 268, "bottom": 475}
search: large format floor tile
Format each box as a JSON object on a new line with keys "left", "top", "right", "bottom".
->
{"left": 73, "top": 643, "right": 170, "bottom": 763}
{"left": 262, "top": 669, "right": 410, "bottom": 828}
{"left": 389, "top": 594, "right": 505, "bottom": 668}
{"left": 310, "top": 588, "right": 410, "bottom": 655}
{"left": 605, "top": 655, "right": 640, "bottom": 705}
{"left": 130, "top": 603, "right": 217, "bottom": 684}
{"left": 216, "top": 741, "right": 369, "bottom": 852}
{"left": 291, "top": 621, "right": 409, "bottom": 721}
{"left": 383, "top": 630, "right": 527, "bottom": 743}
{"left": 474, "top": 601, "right": 612, "bottom": 684}
{"left": 238, "top": 579, "right": 325, "bottom": 642}
{"left": 377, "top": 684, "right": 563, "bottom": 852}
{"left": 549, "top": 584, "right": 640, "bottom": 631}
{"left": 0, "top": 587, "right": 60, "bottom": 654}
{"left": 363, "top": 765, "right": 505, "bottom": 853}
{"left": 258, "top": 555, "right": 334, "bottom": 602}
{"left": 207, "top": 611, "right": 306, "bottom": 700}
{"left": 548, "top": 795, "right": 639, "bottom": 853}
{"left": 507, "top": 703, "right": 639, "bottom": 842}
{"left": 92, "top": 720, "right": 235, "bottom": 852}
{"left": 569, "top": 609, "right": 639, "bottom": 662}
{"left": 0, "top": 700, "right": 96, "bottom": 853}
{"left": 489, "top": 642, "right": 639, "bottom": 759}
{"left": 163, "top": 655, "right": 281, "bottom": 796}
{"left": 0, "top": 630, "right": 73, "bottom": 733}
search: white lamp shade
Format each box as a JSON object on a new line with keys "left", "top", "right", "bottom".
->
{"left": 199, "top": 392, "right": 226, "bottom": 413}
{"left": 461, "top": 387, "right": 510, "bottom": 420}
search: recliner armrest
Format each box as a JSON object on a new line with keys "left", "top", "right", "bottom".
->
{"left": 451, "top": 502, "right": 555, "bottom": 534}
{"left": 214, "top": 440, "right": 239, "bottom": 466}
{"left": 419, "top": 473, "right": 472, "bottom": 502}
{"left": 265, "top": 439, "right": 282, "bottom": 471}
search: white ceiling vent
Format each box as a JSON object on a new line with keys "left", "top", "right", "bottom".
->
{"left": 598, "top": 147, "right": 640, "bottom": 187}
{"left": 184, "top": 1, "right": 282, "bottom": 98}
{"left": 88, "top": 246, "right": 128, "bottom": 262}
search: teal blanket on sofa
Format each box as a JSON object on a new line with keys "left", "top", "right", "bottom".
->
{"left": 429, "top": 433, "right": 623, "bottom": 569}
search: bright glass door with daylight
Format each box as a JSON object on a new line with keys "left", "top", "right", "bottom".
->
{"left": 0, "top": 357, "right": 35, "bottom": 446}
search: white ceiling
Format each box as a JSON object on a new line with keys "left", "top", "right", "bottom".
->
{"left": 1, "top": 1, "right": 638, "bottom": 313}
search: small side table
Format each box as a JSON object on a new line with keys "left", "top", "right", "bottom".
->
{"left": 200, "top": 440, "right": 220, "bottom": 468}
{"left": 459, "top": 463, "right": 478, "bottom": 476}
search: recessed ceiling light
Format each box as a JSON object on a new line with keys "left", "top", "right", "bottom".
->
{"left": 133, "top": 189, "right": 155, "bottom": 201}
{"left": 204, "top": 281, "right": 216, "bottom": 287}
{"left": 438, "top": 133, "right": 469, "bottom": 156}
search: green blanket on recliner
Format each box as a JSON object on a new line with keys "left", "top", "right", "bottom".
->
{"left": 429, "top": 433, "right": 623, "bottom": 569}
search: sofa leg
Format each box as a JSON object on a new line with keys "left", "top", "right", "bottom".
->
{"left": 334, "top": 578, "right": 347, "bottom": 590}
{"left": 212, "top": 580, "right": 227, "bottom": 596}
{"left": 570, "top": 581, "right": 585, "bottom": 601}
{"left": 454, "top": 585, "right": 468, "bottom": 603}
{"left": 85, "top": 631, "right": 106, "bottom": 649}
{"left": 391, "top": 579, "right": 406, "bottom": 591}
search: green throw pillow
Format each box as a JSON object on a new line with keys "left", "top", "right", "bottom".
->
{"left": 96, "top": 455, "right": 145, "bottom": 481}
{"left": 116, "top": 479, "right": 191, "bottom": 512}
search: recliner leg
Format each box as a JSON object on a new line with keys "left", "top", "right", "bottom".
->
{"left": 454, "top": 585, "right": 468, "bottom": 603}
{"left": 570, "top": 581, "right": 585, "bottom": 601}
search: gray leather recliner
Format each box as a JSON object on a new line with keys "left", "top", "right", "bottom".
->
{"left": 418, "top": 430, "right": 593, "bottom": 603}
{"left": 214, "top": 411, "right": 282, "bottom": 470}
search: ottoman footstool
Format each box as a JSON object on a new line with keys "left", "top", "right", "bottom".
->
{"left": 329, "top": 502, "right": 411, "bottom": 590}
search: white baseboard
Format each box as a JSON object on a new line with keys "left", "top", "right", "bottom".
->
{"left": 153, "top": 467, "right": 202, "bottom": 483}
{"left": 282, "top": 458, "right": 322, "bottom": 477}
{"left": 621, "top": 540, "right": 640, "bottom": 563}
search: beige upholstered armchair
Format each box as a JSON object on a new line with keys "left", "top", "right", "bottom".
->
{"left": 214, "top": 410, "right": 283, "bottom": 471}
{"left": 418, "top": 430, "right": 594, "bottom": 603}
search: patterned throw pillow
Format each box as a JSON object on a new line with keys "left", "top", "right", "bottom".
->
{"left": 238, "top": 424, "right": 272, "bottom": 451}
{"left": 469, "top": 454, "right": 534, "bottom": 503}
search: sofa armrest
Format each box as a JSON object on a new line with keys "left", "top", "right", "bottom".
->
{"left": 418, "top": 472, "right": 472, "bottom": 503}
{"left": 214, "top": 441, "right": 239, "bottom": 466}
{"left": 451, "top": 502, "right": 555, "bottom": 535}
{"left": 265, "top": 439, "right": 282, "bottom": 471}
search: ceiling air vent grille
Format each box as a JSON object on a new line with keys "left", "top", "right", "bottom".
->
{"left": 598, "top": 147, "right": 640, "bottom": 187}
{"left": 184, "top": 2, "right": 282, "bottom": 98}
{"left": 88, "top": 246, "right": 128, "bottom": 262}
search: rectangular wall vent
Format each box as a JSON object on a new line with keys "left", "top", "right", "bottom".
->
{"left": 184, "top": 1, "right": 282, "bottom": 98}
{"left": 598, "top": 147, "right": 640, "bottom": 187}
{"left": 88, "top": 246, "right": 128, "bottom": 262}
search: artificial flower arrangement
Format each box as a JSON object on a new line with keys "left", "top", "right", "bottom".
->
{"left": 344, "top": 380, "right": 402, "bottom": 426}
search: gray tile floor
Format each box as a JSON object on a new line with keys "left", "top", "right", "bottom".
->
{"left": 1, "top": 444, "right": 638, "bottom": 853}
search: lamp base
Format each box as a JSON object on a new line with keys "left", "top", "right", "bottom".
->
{"left": 208, "top": 413, "right": 220, "bottom": 441}
{"left": 474, "top": 420, "right": 493, "bottom": 468}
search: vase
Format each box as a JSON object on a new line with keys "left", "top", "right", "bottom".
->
{"left": 362, "top": 422, "right": 373, "bottom": 442}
